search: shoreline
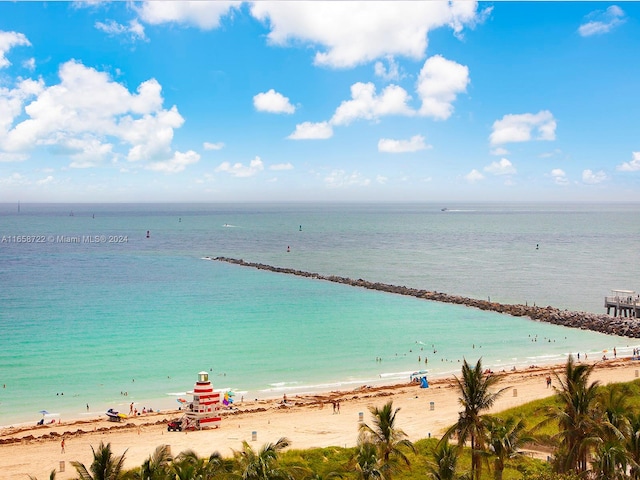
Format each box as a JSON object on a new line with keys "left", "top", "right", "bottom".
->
{"left": 3, "top": 358, "right": 640, "bottom": 480}
{"left": 2, "top": 341, "right": 635, "bottom": 431}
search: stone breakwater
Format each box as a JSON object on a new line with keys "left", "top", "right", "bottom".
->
{"left": 211, "top": 257, "right": 640, "bottom": 339}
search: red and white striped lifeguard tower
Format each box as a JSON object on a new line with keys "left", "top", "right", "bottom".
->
{"left": 182, "top": 371, "right": 222, "bottom": 430}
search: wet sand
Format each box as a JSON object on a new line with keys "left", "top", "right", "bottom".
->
{"left": 2, "top": 358, "right": 639, "bottom": 480}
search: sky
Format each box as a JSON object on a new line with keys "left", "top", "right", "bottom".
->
{"left": 0, "top": 1, "right": 639, "bottom": 203}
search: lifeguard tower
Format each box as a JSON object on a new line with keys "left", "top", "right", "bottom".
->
{"left": 182, "top": 371, "right": 222, "bottom": 430}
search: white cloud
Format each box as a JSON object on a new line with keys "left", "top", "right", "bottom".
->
{"left": 215, "top": 156, "right": 264, "bottom": 177}
{"left": 65, "top": 137, "right": 114, "bottom": 168}
{"left": 484, "top": 158, "right": 516, "bottom": 176}
{"left": 0, "top": 31, "right": 31, "bottom": 68}
{"left": 253, "top": 89, "right": 295, "bottom": 114}
{"left": 376, "top": 175, "right": 388, "bottom": 184}
{"left": 269, "top": 162, "right": 293, "bottom": 171}
{"left": 292, "top": 54, "right": 467, "bottom": 138}
{"left": 616, "top": 152, "right": 640, "bottom": 172}
{"left": 374, "top": 56, "right": 401, "bottom": 82}
{"left": 0, "top": 172, "right": 26, "bottom": 185}
{"left": 120, "top": 106, "right": 184, "bottom": 162}
{"left": 539, "top": 149, "right": 562, "bottom": 159}
{"left": 251, "top": 2, "right": 479, "bottom": 68}
{"left": 136, "top": 1, "right": 241, "bottom": 30}
{"left": 416, "top": 55, "right": 469, "bottom": 120}
{"left": 451, "top": 3, "right": 492, "bottom": 39}
{"left": 0, "top": 152, "right": 28, "bottom": 162}
{"left": 0, "top": 60, "right": 190, "bottom": 170}
{"left": 22, "top": 57, "right": 35, "bottom": 71}
{"left": 0, "top": 78, "right": 44, "bottom": 143}
{"left": 36, "top": 175, "right": 54, "bottom": 185}
{"left": 301, "top": 54, "right": 468, "bottom": 133}
{"left": 550, "top": 168, "right": 569, "bottom": 185}
{"left": 330, "top": 82, "right": 412, "bottom": 126}
{"left": 324, "top": 169, "right": 370, "bottom": 188}
{"left": 378, "top": 134, "right": 431, "bottom": 153}
{"left": 146, "top": 150, "right": 200, "bottom": 173}
{"left": 95, "top": 19, "right": 147, "bottom": 41}
{"left": 203, "top": 141, "right": 224, "bottom": 151}
{"left": 582, "top": 169, "right": 607, "bottom": 185}
{"left": 71, "top": 0, "right": 104, "bottom": 8}
{"left": 578, "top": 5, "right": 625, "bottom": 37}
{"left": 0, "top": 172, "right": 54, "bottom": 186}
{"left": 288, "top": 121, "right": 333, "bottom": 140}
{"left": 490, "top": 147, "right": 509, "bottom": 156}
{"left": 490, "top": 110, "right": 557, "bottom": 145}
{"left": 465, "top": 169, "right": 484, "bottom": 183}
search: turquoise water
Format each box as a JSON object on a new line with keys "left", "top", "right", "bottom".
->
{"left": 1, "top": 202, "right": 639, "bottom": 426}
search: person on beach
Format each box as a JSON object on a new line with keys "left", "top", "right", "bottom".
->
{"left": 546, "top": 375, "right": 552, "bottom": 388}
{"left": 61, "top": 438, "right": 65, "bottom": 454}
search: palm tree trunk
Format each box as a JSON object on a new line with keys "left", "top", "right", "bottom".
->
{"left": 494, "top": 458, "right": 504, "bottom": 480}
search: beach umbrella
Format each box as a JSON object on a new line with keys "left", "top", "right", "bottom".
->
{"left": 39, "top": 410, "right": 49, "bottom": 416}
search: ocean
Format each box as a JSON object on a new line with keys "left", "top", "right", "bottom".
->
{"left": 1, "top": 202, "right": 638, "bottom": 426}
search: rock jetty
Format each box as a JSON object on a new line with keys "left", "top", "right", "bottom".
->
{"left": 211, "top": 256, "right": 640, "bottom": 339}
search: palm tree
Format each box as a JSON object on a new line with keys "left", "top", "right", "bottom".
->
{"left": 484, "top": 415, "right": 531, "bottom": 480}
{"left": 359, "top": 400, "right": 415, "bottom": 478}
{"left": 351, "top": 432, "right": 387, "bottom": 480}
{"left": 71, "top": 441, "right": 127, "bottom": 480}
{"left": 230, "top": 437, "right": 293, "bottom": 480}
{"left": 137, "top": 444, "right": 172, "bottom": 480}
{"left": 426, "top": 439, "right": 459, "bottom": 480}
{"left": 624, "top": 412, "right": 640, "bottom": 479}
{"left": 591, "top": 439, "right": 629, "bottom": 480}
{"left": 598, "top": 384, "right": 631, "bottom": 434}
{"left": 443, "top": 358, "right": 507, "bottom": 480}
{"left": 546, "top": 355, "right": 600, "bottom": 474}
{"left": 204, "top": 450, "right": 234, "bottom": 478}
{"left": 170, "top": 453, "right": 198, "bottom": 480}
{"left": 170, "top": 449, "right": 231, "bottom": 479}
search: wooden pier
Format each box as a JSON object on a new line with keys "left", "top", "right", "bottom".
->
{"left": 605, "top": 289, "right": 640, "bottom": 318}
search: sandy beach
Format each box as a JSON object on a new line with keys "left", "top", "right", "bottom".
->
{"left": 3, "top": 358, "right": 639, "bottom": 479}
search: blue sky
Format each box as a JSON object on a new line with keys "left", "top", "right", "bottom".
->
{"left": 0, "top": 1, "right": 639, "bottom": 202}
